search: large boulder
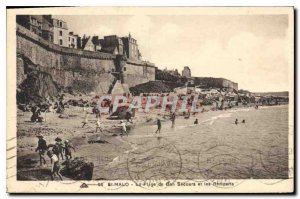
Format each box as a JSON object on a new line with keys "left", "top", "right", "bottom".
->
{"left": 61, "top": 157, "right": 94, "bottom": 180}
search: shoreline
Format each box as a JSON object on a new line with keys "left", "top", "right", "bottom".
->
{"left": 16, "top": 103, "right": 289, "bottom": 180}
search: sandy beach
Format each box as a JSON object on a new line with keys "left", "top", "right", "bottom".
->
{"left": 16, "top": 103, "right": 289, "bottom": 181}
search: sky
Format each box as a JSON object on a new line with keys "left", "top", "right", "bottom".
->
{"left": 55, "top": 14, "right": 290, "bottom": 92}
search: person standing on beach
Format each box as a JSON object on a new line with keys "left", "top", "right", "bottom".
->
{"left": 94, "top": 106, "right": 101, "bottom": 119}
{"left": 155, "top": 119, "right": 162, "bottom": 134}
{"left": 171, "top": 112, "right": 176, "bottom": 128}
{"left": 126, "top": 111, "right": 133, "bottom": 123}
{"left": 120, "top": 121, "right": 128, "bottom": 136}
{"left": 194, "top": 118, "right": 198, "bottom": 124}
{"left": 235, "top": 119, "right": 238, "bottom": 125}
{"left": 82, "top": 112, "right": 88, "bottom": 128}
{"left": 95, "top": 118, "right": 103, "bottom": 133}
{"left": 109, "top": 103, "right": 113, "bottom": 114}
{"left": 47, "top": 150, "right": 63, "bottom": 181}
{"left": 53, "top": 137, "right": 64, "bottom": 161}
{"left": 35, "top": 134, "right": 47, "bottom": 166}
{"left": 64, "top": 140, "right": 75, "bottom": 160}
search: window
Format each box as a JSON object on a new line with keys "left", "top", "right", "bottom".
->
{"left": 69, "top": 37, "right": 70, "bottom": 41}
{"left": 72, "top": 38, "right": 74, "bottom": 42}
{"left": 59, "top": 39, "right": 63, "bottom": 45}
{"left": 59, "top": 21, "right": 62, "bottom": 27}
{"left": 59, "top": 30, "right": 62, "bottom": 36}
{"left": 49, "top": 35, "right": 53, "bottom": 42}
{"left": 31, "top": 17, "right": 36, "bottom": 25}
{"left": 123, "top": 67, "right": 126, "bottom": 71}
{"left": 37, "top": 22, "right": 42, "bottom": 30}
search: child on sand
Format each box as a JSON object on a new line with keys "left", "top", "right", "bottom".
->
{"left": 155, "top": 119, "right": 162, "bottom": 134}
{"left": 82, "top": 112, "right": 88, "bottom": 128}
{"left": 53, "top": 137, "right": 64, "bottom": 160}
{"left": 171, "top": 112, "right": 176, "bottom": 128}
{"left": 194, "top": 118, "right": 198, "bottom": 124}
{"left": 35, "top": 134, "right": 47, "bottom": 166}
{"left": 120, "top": 121, "right": 128, "bottom": 136}
{"left": 95, "top": 118, "right": 103, "bottom": 133}
{"left": 64, "top": 140, "right": 75, "bottom": 160}
{"left": 47, "top": 150, "right": 63, "bottom": 181}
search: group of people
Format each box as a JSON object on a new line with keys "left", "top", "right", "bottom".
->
{"left": 35, "top": 134, "right": 75, "bottom": 180}
{"left": 29, "top": 94, "right": 66, "bottom": 123}
{"left": 155, "top": 112, "right": 200, "bottom": 134}
{"left": 235, "top": 118, "right": 246, "bottom": 125}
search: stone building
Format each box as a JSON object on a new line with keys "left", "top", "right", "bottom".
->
{"left": 68, "top": 32, "right": 79, "bottom": 48}
{"left": 121, "top": 33, "right": 141, "bottom": 61}
{"left": 100, "top": 35, "right": 124, "bottom": 55}
{"left": 52, "top": 18, "right": 68, "bottom": 47}
{"left": 166, "top": 69, "right": 180, "bottom": 76}
{"left": 81, "top": 35, "right": 101, "bottom": 51}
{"left": 182, "top": 66, "right": 191, "bottom": 78}
{"left": 17, "top": 24, "right": 156, "bottom": 95}
{"left": 41, "top": 15, "right": 54, "bottom": 42}
{"left": 16, "top": 15, "right": 44, "bottom": 38}
{"left": 16, "top": 15, "right": 54, "bottom": 42}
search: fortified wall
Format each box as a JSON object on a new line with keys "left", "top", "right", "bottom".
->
{"left": 16, "top": 25, "right": 155, "bottom": 97}
{"left": 155, "top": 69, "right": 238, "bottom": 91}
{"left": 123, "top": 60, "right": 156, "bottom": 88}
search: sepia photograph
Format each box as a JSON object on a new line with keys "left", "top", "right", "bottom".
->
{"left": 6, "top": 6, "right": 294, "bottom": 193}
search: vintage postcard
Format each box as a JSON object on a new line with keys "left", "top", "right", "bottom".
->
{"left": 6, "top": 7, "right": 294, "bottom": 193}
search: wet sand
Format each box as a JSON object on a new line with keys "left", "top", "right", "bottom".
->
{"left": 17, "top": 105, "right": 289, "bottom": 180}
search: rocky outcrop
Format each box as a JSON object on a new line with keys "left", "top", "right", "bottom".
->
{"left": 17, "top": 54, "right": 59, "bottom": 104}
{"left": 61, "top": 157, "right": 94, "bottom": 180}
{"left": 129, "top": 80, "right": 183, "bottom": 95}
{"left": 17, "top": 157, "right": 94, "bottom": 181}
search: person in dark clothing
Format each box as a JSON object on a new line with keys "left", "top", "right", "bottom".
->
{"left": 35, "top": 134, "right": 47, "bottom": 166}
{"left": 184, "top": 110, "right": 191, "bottom": 119}
{"left": 126, "top": 111, "right": 133, "bottom": 123}
{"left": 31, "top": 105, "right": 43, "bottom": 122}
{"left": 155, "top": 119, "right": 162, "bottom": 134}
{"left": 53, "top": 137, "right": 64, "bottom": 161}
{"left": 59, "top": 100, "right": 64, "bottom": 109}
{"left": 194, "top": 118, "right": 198, "bottom": 124}
{"left": 242, "top": 119, "right": 246, "bottom": 124}
{"left": 109, "top": 104, "right": 113, "bottom": 114}
{"left": 64, "top": 140, "right": 75, "bottom": 160}
{"left": 171, "top": 112, "right": 176, "bottom": 128}
{"left": 235, "top": 119, "right": 238, "bottom": 125}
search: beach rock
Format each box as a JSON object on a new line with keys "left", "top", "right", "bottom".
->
{"left": 61, "top": 157, "right": 94, "bottom": 180}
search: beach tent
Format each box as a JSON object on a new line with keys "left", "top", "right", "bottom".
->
{"left": 107, "top": 105, "right": 136, "bottom": 120}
